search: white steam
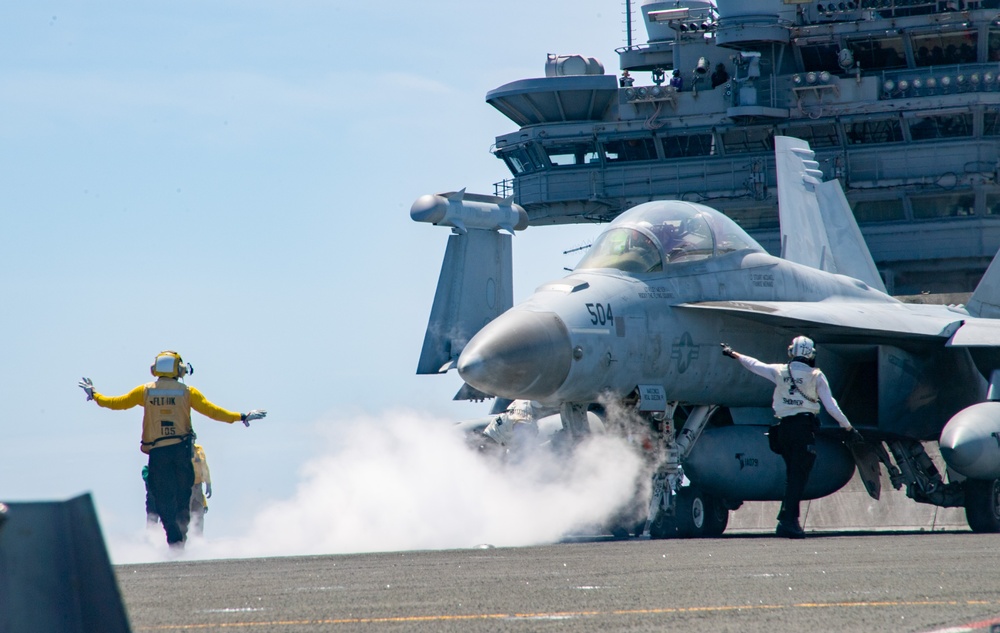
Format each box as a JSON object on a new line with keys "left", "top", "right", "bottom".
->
{"left": 111, "top": 409, "right": 644, "bottom": 563}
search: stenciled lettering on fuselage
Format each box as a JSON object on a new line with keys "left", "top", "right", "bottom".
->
{"left": 670, "top": 331, "right": 699, "bottom": 373}
{"left": 735, "top": 452, "right": 759, "bottom": 470}
{"left": 584, "top": 302, "right": 614, "bottom": 326}
{"left": 750, "top": 272, "right": 774, "bottom": 288}
{"left": 638, "top": 285, "right": 675, "bottom": 300}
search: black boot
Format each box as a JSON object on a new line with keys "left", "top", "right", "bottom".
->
{"left": 776, "top": 518, "right": 805, "bottom": 539}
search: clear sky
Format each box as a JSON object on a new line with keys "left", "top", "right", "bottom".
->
{"left": 0, "top": 2, "right": 635, "bottom": 561}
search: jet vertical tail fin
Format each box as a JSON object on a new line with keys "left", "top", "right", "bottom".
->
{"left": 774, "top": 136, "right": 886, "bottom": 293}
{"left": 967, "top": 249, "right": 1000, "bottom": 318}
{"left": 411, "top": 191, "right": 528, "bottom": 374}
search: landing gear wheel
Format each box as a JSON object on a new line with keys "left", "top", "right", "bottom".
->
{"left": 674, "top": 488, "right": 703, "bottom": 538}
{"left": 607, "top": 519, "right": 646, "bottom": 539}
{"left": 650, "top": 487, "right": 729, "bottom": 539}
{"left": 609, "top": 525, "right": 630, "bottom": 539}
{"left": 676, "top": 487, "right": 729, "bottom": 537}
{"left": 702, "top": 496, "right": 729, "bottom": 537}
{"left": 965, "top": 478, "right": 1000, "bottom": 533}
{"left": 648, "top": 509, "right": 679, "bottom": 539}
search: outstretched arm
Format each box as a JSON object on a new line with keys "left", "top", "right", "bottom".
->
{"left": 93, "top": 384, "right": 146, "bottom": 410}
{"left": 816, "top": 373, "right": 854, "bottom": 431}
{"left": 189, "top": 386, "right": 242, "bottom": 423}
{"left": 721, "top": 344, "right": 782, "bottom": 385}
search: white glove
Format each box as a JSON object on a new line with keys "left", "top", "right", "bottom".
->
{"left": 78, "top": 377, "right": 95, "bottom": 401}
{"left": 241, "top": 409, "right": 267, "bottom": 427}
{"left": 205, "top": 483, "right": 213, "bottom": 499}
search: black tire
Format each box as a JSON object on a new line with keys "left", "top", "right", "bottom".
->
{"left": 674, "top": 487, "right": 702, "bottom": 537}
{"left": 609, "top": 525, "right": 631, "bottom": 539}
{"left": 648, "top": 509, "right": 679, "bottom": 539}
{"left": 674, "top": 487, "right": 729, "bottom": 538}
{"left": 965, "top": 478, "right": 1000, "bottom": 533}
{"left": 702, "top": 496, "right": 730, "bottom": 537}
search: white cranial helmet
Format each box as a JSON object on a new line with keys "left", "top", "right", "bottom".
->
{"left": 506, "top": 399, "right": 534, "bottom": 422}
{"left": 787, "top": 336, "right": 816, "bottom": 360}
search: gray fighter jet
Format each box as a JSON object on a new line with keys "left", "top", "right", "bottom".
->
{"left": 411, "top": 137, "right": 1000, "bottom": 537}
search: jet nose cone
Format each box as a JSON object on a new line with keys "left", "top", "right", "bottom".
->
{"left": 458, "top": 310, "right": 572, "bottom": 400}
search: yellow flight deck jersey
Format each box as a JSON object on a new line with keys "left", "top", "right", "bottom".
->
{"left": 94, "top": 377, "right": 242, "bottom": 453}
{"left": 192, "top": 444, "right": 211, "bottom": 486}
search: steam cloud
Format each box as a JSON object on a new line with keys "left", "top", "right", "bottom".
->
{"left": 110, "top": 409, "right": 645, "bottom": 563}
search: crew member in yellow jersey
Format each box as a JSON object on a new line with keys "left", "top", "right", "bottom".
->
{"left": 79, "top": 351, "right": 266, "bottom": 548}
{"left": 190, "top": 443, "right": 212, "bottom": 536}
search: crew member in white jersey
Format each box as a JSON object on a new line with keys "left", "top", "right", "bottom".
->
{"left": 722, "top": 336, "right": 860, "bottom": 538}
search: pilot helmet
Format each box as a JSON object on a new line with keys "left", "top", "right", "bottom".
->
{"left": 787, "top": 336, "right": 816, "bottom": 361}
{"left": 150, "top": 350, "right": 192, "bottom": 378}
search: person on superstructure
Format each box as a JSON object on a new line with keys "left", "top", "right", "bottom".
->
{"left": 79, "top": 351, "right": 265, "bottom": 548}
{"left": 721, "top": 337, "right": 860, "bottom": 538}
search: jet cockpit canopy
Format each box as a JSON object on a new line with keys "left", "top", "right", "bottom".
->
{"left": 575, "top": 200, "right": 764, "bottom": 273}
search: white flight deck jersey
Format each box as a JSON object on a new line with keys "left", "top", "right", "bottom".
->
{"left": 735, "top": 355, "right": 853, "bottom": 429}
{"left": 772, "top": 362, "right": 821, "bottom": 418}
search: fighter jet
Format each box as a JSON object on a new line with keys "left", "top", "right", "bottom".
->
{"left": 411, "top": 137, "right": 1000, "bottom": 537}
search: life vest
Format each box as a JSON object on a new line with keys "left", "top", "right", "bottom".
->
{"left": 771, "top": 362, "right": 821, "bottom": 418}
{"left": 140, "top": 378, "right": 194, "bottom": 453}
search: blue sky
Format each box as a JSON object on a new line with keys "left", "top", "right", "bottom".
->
{"left": 0, "top": 2, "right": 631, "bottom": 559}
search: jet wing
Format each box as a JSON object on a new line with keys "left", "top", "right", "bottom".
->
{"left": 947, "top": 319, "right": 1000, "bottom": 347}
{"left": 680, "top": 300, "right": 965, "bottom": 342}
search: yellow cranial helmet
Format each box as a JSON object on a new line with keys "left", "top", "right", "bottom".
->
{"left": 150, "top": 350, "right": 189, "bottom": 378}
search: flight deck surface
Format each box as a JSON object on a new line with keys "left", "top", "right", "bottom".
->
{"left": 117, "top": 532, "right": 1000, "bottom": 633}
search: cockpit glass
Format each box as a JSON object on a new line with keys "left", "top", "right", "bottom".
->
{"left": 575, "top": 201, "right": 763, "bottom": 272}
{"left": 575, "top": 228, "right": 662, "bottom": 273}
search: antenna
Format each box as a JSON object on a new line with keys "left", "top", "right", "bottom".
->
{"left": 624, "top": 0, "right": 633, "bottom": 49}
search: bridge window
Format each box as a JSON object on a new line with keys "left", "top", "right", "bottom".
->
{"left": 781, "top": 123, "right": 840, "bottom": 148}
{"left": 912, "top": 30, "right": 977, "bottom": 67}
{"left": 853, "top": 199, "right": 905, "bottom": 224}
{"left": 800, "top": 43, "right": 842, "bottom": 74}
{"left": 985, "top": 111, "right": 1000, "bottom": 136}
{"left": 908, "top": 112, "right": 973, "bottom": 140}
{"left": 661, "top": 133, "right": 715, "bottom": 158}
{"left": 602, "top": 138, "right": 657, "bottom": 162}
{"left": 721, "top": 127, "right": 774, "bottom": 154}
{"left": 498, "top": 145, "right": 544, "bottom": 175}
{"left": 728, "top": 206, "right": 779, "bottom": 231}
{"left": 846, "top": 37, "right": 906, "bottom": 71}
{"left": 911, "top": 192, "right": 975, "bottom": 219}
{"left": 544, "top": 141, "right": 600, "bottom": 167}
{"left": 845, "top": 118, "right": 904, "bottom": 144}
{"left": 987, "top": 193, "right": 1000, "bottom": 215}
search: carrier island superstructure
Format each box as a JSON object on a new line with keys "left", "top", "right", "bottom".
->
{"left": 484, "top": 0, "right": 1000, "bottom": 295}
